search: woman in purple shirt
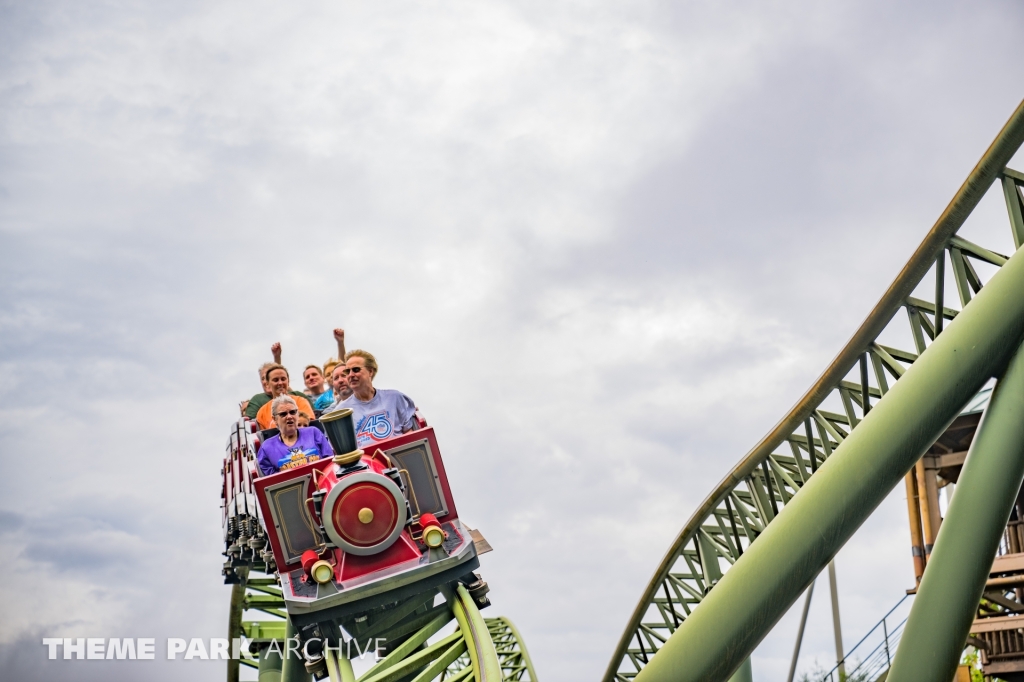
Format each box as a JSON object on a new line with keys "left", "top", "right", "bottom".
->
{"left": 256, "top": 395, "right": 333, "bottom": 476}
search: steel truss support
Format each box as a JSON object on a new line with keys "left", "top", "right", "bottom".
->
{"left": 604, "top": 99, "right": 1024, "bottom": 682}
{"left": 726, "top": 659, "right": 751, "bottom": 682}
{"left": 325, "top": 648, "right": 354, "bottom": 682}
{"left": 340, "top": 585, "right": 505, "bottom": 682}
{"left": 827, "top": 561, "right": 844, "bottom": 678}
{"left": 887, "top": 341, "right": 1024, "bottom": 681}
{"left": 283, "top": 618, "right": 311, "bottom": 682}
{"left": 786, "top": 583, "right": 813, "bottom": 682}
{"left": 486, "top": 617, "right": 539, "bottom": 682}
{"left": 259, "top": 642, "right": 284, "bottom": 682}
{"left": 631, "top": 209, "right": 1024, "bottom": 680}
{"left": 228, "top": 576, "right": 246, "bottom": 682}
{"left": 228, "top": 576, "right": 523, "bottom": 682}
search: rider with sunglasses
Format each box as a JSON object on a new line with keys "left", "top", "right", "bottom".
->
{"left": 255, "top": 395, "right": 334, "bottom": 476}
{"left": 323, "top": 349, "right": 420, "bottom": 449}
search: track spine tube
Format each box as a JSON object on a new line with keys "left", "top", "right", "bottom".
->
{"left": 604, "top": 96, "right": 1024, "bottom": 682}
{"left": 887, "top": 340, "right": 1024, "bottom": 681}
{"left": 727, "top": 659, "right": 752, "bottom": 682}
{"left": 451, "top": 585, "right": 501, "bottom": 682}
{"left": 631, "top": 213, "right": 1024, "bottom": 681}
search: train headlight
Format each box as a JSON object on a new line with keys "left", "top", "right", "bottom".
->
{"left": 418, "top": 513, "right": 446, "bottom": 549}
{"left": 311, "top": 560, "right": 334, "bottom": 584}
{"left": 423, "top": 526, "right": 445, "bottom": 548}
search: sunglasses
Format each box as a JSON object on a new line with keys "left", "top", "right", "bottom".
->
{"left": 348, "top": 366, "right": 365, "bottom": 374}
{"left": 275, "top": 409, "right": 298, "bottom": 417}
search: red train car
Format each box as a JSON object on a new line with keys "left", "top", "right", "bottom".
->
{"left": 246, "top": 409, "right": 483, "bottom": 628}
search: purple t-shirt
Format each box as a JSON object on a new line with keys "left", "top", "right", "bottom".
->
{"left": 257, "top": 427, "right": 334, "bottom": 476}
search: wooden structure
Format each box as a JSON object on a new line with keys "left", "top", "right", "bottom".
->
{"left": 905, "top": 388, "right": 1024, "bottom": 680}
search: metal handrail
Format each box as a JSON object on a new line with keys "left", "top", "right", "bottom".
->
{"left": 819, "top": 594, "right": 914, "bottom": 682}
{"left": 602, "top": 98, "right": 1024, "bottom": 682}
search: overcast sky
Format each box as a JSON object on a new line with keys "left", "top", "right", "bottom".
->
{"left": 3, "top": 1, "right": 1024, "bottom": 680}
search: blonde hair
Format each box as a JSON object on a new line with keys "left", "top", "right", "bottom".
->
{"left": 345, "top": 349, "right": 378, "bottom": 377}
{"left": 304, "top": 364, "right": 323, "bottom": 376}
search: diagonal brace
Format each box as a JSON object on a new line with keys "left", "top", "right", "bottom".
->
{"left": 887, "top": 340, "right": 1024, "bottom": 682}
{"left": 632, "top": 205, "right": 1024, "bottom": 682}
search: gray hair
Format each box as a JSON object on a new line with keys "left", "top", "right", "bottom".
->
{"left": 270, "top": 395, "right": 298, "bottom": 417}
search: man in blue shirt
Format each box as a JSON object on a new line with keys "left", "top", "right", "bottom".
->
{"left": 326, "top": 350, "right": 419, "bottom": 449}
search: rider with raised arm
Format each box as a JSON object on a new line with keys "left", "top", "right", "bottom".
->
{"left": 312, "top": 328, "right": 348, "bottom": 414}
{"left": 326, "top": 350, "right": 419, "bottom": 449}
{"left": 244, "top": 342, "right": 286, "bottom": 419}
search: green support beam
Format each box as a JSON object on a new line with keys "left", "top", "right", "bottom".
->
{"left": 887, "top": 341, "right": 1024, "bottom": 681}
{"left": 727, "top": 659, "right": 752, "bottom": 682}
{"left": 260, "top": 644, "right": 284, "bottom": 682}
{"left": 604, "top": 99, "right": 1024, "bottom": 682}
{"left": 282, "top": 617, "right": 311, "bottom": 682}
{"left": 451, "top": 585, "right": 502, "bottom": 682}
{"left": 228, "top": 580, "right": 245, "bottom": 682}
{"left": 632, "top": 216, "right": 1024, "bottom": 681}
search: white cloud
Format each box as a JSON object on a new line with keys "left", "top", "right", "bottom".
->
{"left": 2, "top": 1, "right": 1023, "bottom": 680}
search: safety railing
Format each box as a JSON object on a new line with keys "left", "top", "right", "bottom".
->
{"left": 818, "top": 595, "right": 914, "bottom": 682}
{"left": 998, "top": 519, "right": 1024, "bottom": 557}
{"left": 603, "top": 98, "right": 1024, "bottom": 682}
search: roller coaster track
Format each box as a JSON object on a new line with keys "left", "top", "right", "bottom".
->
{"left": 227, "top": 561, "right": 537, "bottom": 682}
{"left": 223, "top": 420, "right": 537, "bottom": 682}
{"left": 225, "top": 100, "right": 1024, "bottom": 682}
{"left": 601, "top": 99, "right": 1024, "bottom": 682}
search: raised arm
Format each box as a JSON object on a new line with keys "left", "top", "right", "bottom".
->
{"left": 333, "top": 328, "right": 346, "bottom": 361}
{"left": 271, "top": 341, "right": 282, "bottom": 364}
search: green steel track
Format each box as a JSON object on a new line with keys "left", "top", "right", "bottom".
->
{"left": 601, "top": 99, "right": 1024, "bottom": 682}
{"left": 226, "top": 564, "right": 537, "bottom": 682}
{"left": 221, "top": 424, "right": 537, "bottom": 682}
{"left": 225, "top": 99, "right": 1024, "bottom": 682}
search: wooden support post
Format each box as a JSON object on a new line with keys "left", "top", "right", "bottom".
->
{"left": 915, "top": 460, "right": 939, "bottom": 555}
{"left": 922, "top": 459, "right": 943, "bottom": 542}
{"left": 904, "top": 472, "right": 926, "bottom": 582}
{"left": 889, "top": 340, "right": 1024, "bottom": 682}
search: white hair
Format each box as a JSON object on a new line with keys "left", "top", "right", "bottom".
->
{"left": 270, "top": 395, "right": 298, "bottom": 417}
